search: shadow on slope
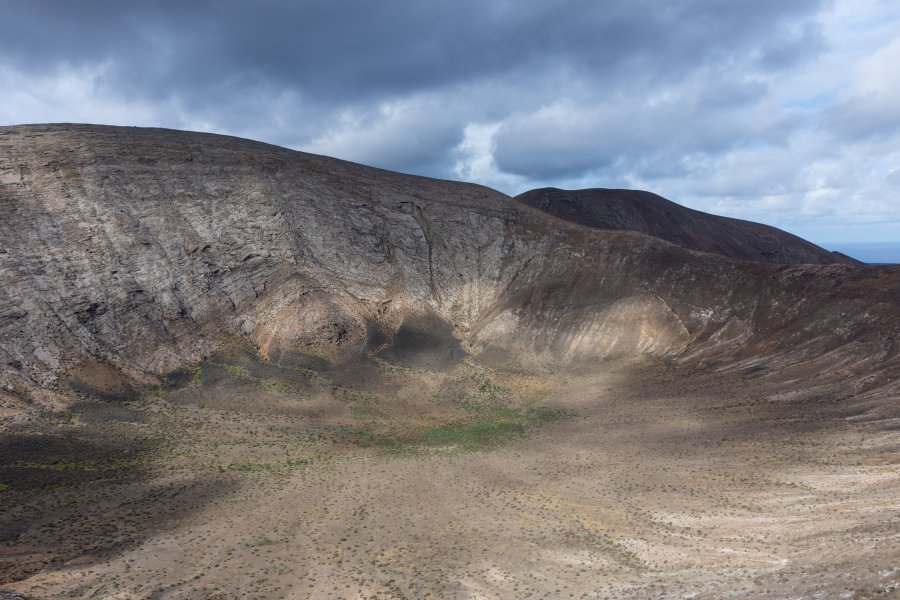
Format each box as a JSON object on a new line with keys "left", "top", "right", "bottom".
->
{"left": 376, "top": 313, "right": 465, "bottom": 371}
{"left": 0, "top": 417, "right": 238, "bottom": 585}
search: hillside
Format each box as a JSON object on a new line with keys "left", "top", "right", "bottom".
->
{"left": 0, "top": 124, "right": 897, "bottom": 415}
{"left": 515, "top": 187, "right": 856, "bottom": 265}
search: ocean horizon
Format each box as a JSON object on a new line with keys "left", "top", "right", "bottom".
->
{"left": 824, "top": 242, "right": 900, "bottom": 265}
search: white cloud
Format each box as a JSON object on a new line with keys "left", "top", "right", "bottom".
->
{"left": 0, "top": 63, "right": 158, "bottom": 126}
{"left": 828, "top": 35, "right": 900, "bottom": 139}
{"left": 302, "top": 95, "right": 466, "bottom": 175}
{"left": 452, "top": 122, "right": 524, "bottom": 190}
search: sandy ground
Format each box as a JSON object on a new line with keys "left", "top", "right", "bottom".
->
{"left": 1, "top": 346, "right": 899, "bottom": 599}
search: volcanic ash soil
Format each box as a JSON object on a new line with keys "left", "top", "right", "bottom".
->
{"left": 2, "top": 345, "right": 898, "bottom": 599}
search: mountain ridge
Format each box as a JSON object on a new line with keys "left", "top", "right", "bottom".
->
{"left": 515, "top": 186, "right": 856, "bottom": 265}
{"left": 0, "top": 124, "right": 897, "bottom": 418}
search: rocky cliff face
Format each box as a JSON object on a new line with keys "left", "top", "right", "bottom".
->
{"left": 1, "top": 124, "right": 897, "bottom": 414}
{"left": 515, "top": 187, "right": 856, "bottom": 265}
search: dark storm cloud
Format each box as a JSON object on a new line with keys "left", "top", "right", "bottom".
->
{"left": 1, "top": 0, "right": 823, "bottom": 105}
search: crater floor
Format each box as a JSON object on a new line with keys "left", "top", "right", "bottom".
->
{"left": 2, "top": 345, "right": 898, "bottom": 599}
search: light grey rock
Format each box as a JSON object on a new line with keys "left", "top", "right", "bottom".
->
{"left": 0, "top": 124, "right": 897, "bottom": 415}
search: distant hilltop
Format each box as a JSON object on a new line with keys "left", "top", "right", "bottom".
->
{"left": 515, "top": 187, "right": 858, "bottom": 265}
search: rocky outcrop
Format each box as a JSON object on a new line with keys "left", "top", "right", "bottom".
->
{"left": 515, "top": 187, "right": 856, "bottom": 265}
{"left": 0, "top": 124, "right": 897, "bottom": 414}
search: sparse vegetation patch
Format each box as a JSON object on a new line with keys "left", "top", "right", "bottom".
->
{"left": 380, "top": 403, "right": 562, "bottom": 456}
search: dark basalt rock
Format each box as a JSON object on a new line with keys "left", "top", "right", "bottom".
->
{"left": 516, "top": 187, "right": 858, "bottom": 265}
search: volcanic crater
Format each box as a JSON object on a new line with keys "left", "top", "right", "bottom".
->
{"left": 1, "top": 124, "right": 898, "bottom": 599}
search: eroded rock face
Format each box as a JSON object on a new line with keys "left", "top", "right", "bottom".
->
{"left": 0, "top": 124, "right": 897, "bottom": 413}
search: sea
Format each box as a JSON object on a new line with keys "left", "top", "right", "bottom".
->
{"left": 825, "top": 242, "right": 900, "bottom": 265}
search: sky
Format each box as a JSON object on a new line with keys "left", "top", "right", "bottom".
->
{"left": 1, "top": 0, "right": 899, "bottom": 250}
